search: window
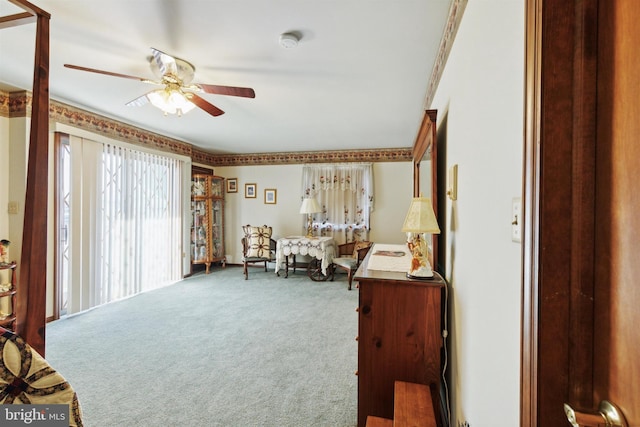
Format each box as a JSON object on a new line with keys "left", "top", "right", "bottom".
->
{"left": 301, "top": 163, "right": 374, "bottom": 243}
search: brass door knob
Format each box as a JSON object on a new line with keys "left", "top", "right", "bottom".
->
{"left": 564, "top": 401, "right": 628, "bottom": 427}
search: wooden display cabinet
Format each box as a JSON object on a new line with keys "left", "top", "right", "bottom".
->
{"left": 0, "top": 262, "right": 17, "bottom": 331}
{"left": 191, "top": 174, "right": 226, "bottom": 273}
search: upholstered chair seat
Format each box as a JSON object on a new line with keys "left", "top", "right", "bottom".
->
{"left": 330, "top": 240, "right": 373, "bottom": 290}
{"left": 241, "top": 225, "right": 277, "bottom": 280}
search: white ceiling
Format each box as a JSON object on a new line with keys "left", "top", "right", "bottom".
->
{"left": 0, "top": 0, "right": 453, "bottom": 155}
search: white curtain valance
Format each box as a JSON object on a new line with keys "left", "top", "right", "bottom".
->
{"left": 302, "top": 163, "right": 374, "bottom": 196}
{"left": 301, "top": 163, "right": 374, "bottom": 206}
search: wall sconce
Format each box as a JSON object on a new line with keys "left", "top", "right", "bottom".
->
{"left": 447, "top": 164, "right": 458, "bottom": 201}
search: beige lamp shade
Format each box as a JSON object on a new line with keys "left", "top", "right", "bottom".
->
{"left": 300, "top": 197, "right": 321, "bottom": 214}
{"left": 401, "top": 196, "right": 440, "bottom": 234}
{"left": 300, "top": 197, "right": 321, "bottom": 238}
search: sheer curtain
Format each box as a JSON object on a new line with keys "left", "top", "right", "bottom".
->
{"left": 66, "top": 136, "right": 184, "bottom": 315}
{"left": 301, "top": 163, "right": 374, "bottom": 243}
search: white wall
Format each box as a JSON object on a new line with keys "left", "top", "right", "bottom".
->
{"left": 215, "top": 162, "right": 413, "bottom": 265}
{"left": 430, "top": 1, "right": 525, "bottom": 426}
{"left": 6, "top": 117, "right": 29, "bottom": 271}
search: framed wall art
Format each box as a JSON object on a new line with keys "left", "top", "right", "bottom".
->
{"left": 264, "top": 189, "right": 277, "bottom": 204}
{"left": 226, "top": 178, "right": 238, "bottom": 193}
{"left": 245, "top": 183, "right": 257, "bottom": 198}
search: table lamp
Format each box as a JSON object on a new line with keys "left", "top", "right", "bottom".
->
{"left": 300, "top": 197, "right": 321, "bottom": 238}
{"left": 401, "top": 195, "right": 440, "bottom": 279}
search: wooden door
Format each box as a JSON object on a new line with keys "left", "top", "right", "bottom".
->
{"left": 522, "top": 0, "right": 639, "bottom": 425}
{"left": 591, "top": 0, "right": 640, "bottom": 423}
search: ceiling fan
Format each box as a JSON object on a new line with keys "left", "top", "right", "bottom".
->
{"left": 64, "top": 48, "right": 255, "bottom": 117}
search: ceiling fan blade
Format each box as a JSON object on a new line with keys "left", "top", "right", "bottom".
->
{"left": 64, "top": 64, "right": 153, "bottom": 83}
{"left": 197, "top": 84, "right": 256, "bottom": 99}
{"left": 125, "top": 94, "right": 150, "bottom": 107}
{"left": 151, "top": 47, "right": 178, "bottom": 76}
{"left": 187, "top": 93, "right": 225, "bottom": 116}
{"left": 149, "top": 47, "right": 196, "bottom": 84}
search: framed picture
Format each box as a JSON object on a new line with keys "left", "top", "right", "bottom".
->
{"left": 245, "top": 183, "right": 257, "bottom": 198}
{"left": 226, "top": 178, "right": 238, "bottom": 193}
{"left": 264, "top": 189, "right": 277, "bottom": 204}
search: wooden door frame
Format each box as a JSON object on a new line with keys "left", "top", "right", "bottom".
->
{"left": 412, "top": 109, "right": 438, "bottom": 270}
{"left": 521, "top": 0, "right": 599, "bottom": 425}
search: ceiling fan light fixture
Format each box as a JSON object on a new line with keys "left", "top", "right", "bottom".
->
{"left": 147, "top": 89, "right": 196, "bottom": 116}
{"left": 66, "top": 47, "right": 254, "bottom": 118}
{"left": 279, "top": 32, "right": 299, "bottom": 49}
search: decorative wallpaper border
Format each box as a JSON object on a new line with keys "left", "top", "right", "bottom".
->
{"left": 0, "top": 91, "right": 29, "bottom": 117}
{"left": 206, "top": 147, "right": 411, "bottom": 166}
{"left": 49, "top": 100, "right": 194, "bottom": 157}
{"left": 424, "top": 0, "right": 468, "bottom": 108}
{"left": 0, "top": 90, "right": 412, "bottom": 165}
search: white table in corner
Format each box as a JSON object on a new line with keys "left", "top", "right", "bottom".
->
{"left": 275, "top": 236, "right": 336, "bottom": 279}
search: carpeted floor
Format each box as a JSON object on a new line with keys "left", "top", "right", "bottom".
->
{"left": 45, "top": 265, "right": 359, "bottom": 427}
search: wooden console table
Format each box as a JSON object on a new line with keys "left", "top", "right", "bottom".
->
{"left": 354, "top": 250, "right": 445, "bottom": 427}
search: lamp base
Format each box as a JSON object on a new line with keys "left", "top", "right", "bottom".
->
{"left": 406, "top": 263, "right": 434, "bottom": 280}
{"left": 306, "top": 214, "right": 314, "bottom": 238}
{"left": 406, "top": 272, "right": 435, "bottom": 280}
{"left": 406, "top": 233, "right": 434, "bottom": 279}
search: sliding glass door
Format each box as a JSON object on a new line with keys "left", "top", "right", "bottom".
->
{"left": 55, "top": 134, "right": 71, "bottom": 318}
{"left": 54, "top": 133, "right": 186, "bottom": 318}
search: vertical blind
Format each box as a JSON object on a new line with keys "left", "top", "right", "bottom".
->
{"left": 95, "top": 145, "right": 183, "bottom": 305}
{"left": 67, "top": 136, "right": 184, "bottom": 314}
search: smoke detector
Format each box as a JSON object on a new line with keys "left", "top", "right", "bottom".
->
{"left": 279, "top": 32, "right": 300, "bottom": 49}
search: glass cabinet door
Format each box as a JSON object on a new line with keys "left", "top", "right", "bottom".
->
{"left": 190, "top": 174, "right": 225, "bottom": 273}
{"left": 191, "top": 199, "right": 209, "bottom": 262}
{"left": 211, "top": 176, "right": 223, "bottom": 198}
{"left": 192, "top": 175, "right": 208, "bottom": 197}
{"left": 210, "top": 199, "right": 223, "bottom": 259}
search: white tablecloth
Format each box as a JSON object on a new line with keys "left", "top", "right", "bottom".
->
{"left": 275, "top": 236, "right": 336, "bottom": 276}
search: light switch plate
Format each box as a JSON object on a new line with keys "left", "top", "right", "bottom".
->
{"left": 512, "top": 198, "right": 522, "bottom": 242}
{"left": 7, "top": 201, "right": 18, "bottom": 215}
